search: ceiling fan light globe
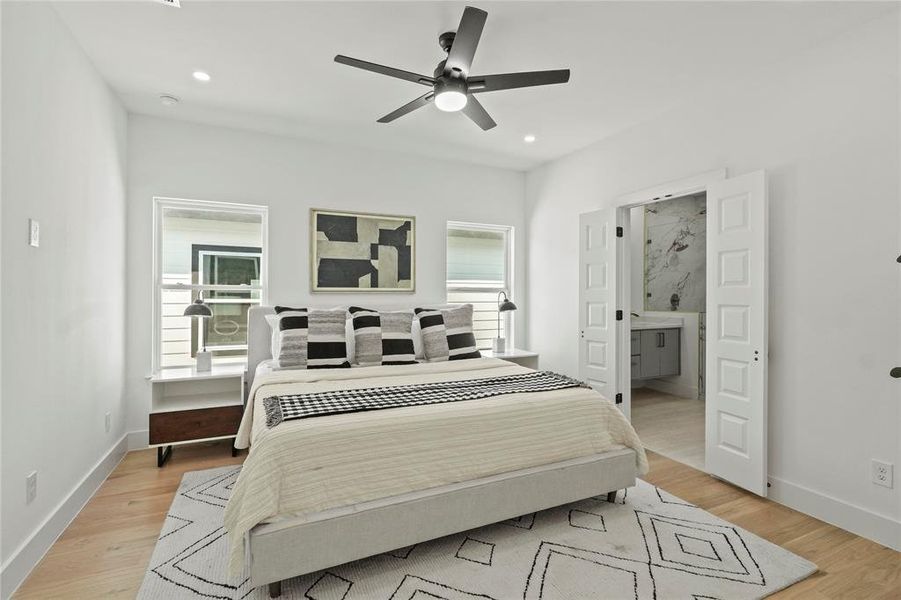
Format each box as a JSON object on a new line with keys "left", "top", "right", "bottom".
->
{"left": 435, "top": 90, "right": 467, "bottom": 112}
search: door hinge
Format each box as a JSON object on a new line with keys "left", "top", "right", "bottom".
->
{"left": 616, "top": 226, "right": 623, "bottom": 238}
{"left": 615, "top": 310, "right": 623, "bottom": 321}
{"left": 615, "top": 393, "right": 623, "bottom": 404}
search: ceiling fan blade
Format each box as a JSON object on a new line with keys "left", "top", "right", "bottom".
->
{"left": 468, "top": 69, "right": 570, "bottom": 93}
{"left": 461, "top": 96, "right": 496, "bottom": 131}
{"left": 377, "top": 92, "right": 435, "bottom": 123}
{"left": 334, "top": 55, "right": 435, "bottom": 86}
{"left": 445, "top": 6, "right": 487, "bottom": 76}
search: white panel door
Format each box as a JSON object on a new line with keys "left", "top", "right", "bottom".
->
{"left": 579, "top": 209, "right": 618, "bottom": 402}
{"left": 705, "top": 170, "right": 768, "bottom": 496}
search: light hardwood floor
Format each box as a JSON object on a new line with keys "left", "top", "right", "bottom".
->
{"left": 632, "top": 386, "right": 706, "bottom": 470}
{"left": 13, "top": 441, "right": 901, "bottom": 599}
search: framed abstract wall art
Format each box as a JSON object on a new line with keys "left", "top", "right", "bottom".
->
{"left": 310, "top": 209, "right": 415, "bottom": 292}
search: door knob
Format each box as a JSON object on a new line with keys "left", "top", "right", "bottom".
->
{"left": 891, "top": 367, "right": 901, "bottom": 378}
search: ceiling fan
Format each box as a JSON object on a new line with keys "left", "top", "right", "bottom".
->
{"left": 334, "top": 6, "right": 570, "bottom": 131}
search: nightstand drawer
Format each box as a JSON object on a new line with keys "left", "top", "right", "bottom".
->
{"left": 149, "top": 405, "right": 242, "bottom": 445}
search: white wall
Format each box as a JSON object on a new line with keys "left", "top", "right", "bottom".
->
{"left": 0, "top": 2, "right": 128, "bottom": 596}
{"left": 126, "top": 116, "right": 525, "bottom": 435}
{"left": 526, "top": 12, "right": 900, "bottom": 549}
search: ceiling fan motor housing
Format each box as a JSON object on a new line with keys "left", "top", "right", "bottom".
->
{"left": 434, "top": 76, "right": 467, "bottom": 97}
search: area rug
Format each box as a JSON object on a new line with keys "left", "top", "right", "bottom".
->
{"left": 137, "top": 466, "right": 816, "bottom": 599}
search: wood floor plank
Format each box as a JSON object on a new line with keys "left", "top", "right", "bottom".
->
{"left": 12, "top": 442, "right": 901, "bottom": 598}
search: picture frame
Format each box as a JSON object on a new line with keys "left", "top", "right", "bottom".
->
{"left": 310, "top": 208, "right": 416, "bottom": 292}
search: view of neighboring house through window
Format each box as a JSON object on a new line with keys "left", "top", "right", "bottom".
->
{"left": 446, "top": 222, "right": 514, "bottom": 351}
{"left": 155, "top": 199, "right": 267, "bottom": 369}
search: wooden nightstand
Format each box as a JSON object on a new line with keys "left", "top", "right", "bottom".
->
{"left": 482, "top": 349, "right": 539, "bottom": 370}
{"left": 148, "top": 363, "right": 246, "bottom": 467}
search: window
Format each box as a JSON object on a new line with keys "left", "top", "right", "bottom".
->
{"left": 154, "top": 198, "right": 267, "bottom": 370}
{"left": 446, "top": 222, "right": 514, "bottom": 351}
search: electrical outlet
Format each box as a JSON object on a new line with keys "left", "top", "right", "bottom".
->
{"left": 105, "top": 412, "right": 111, "bottom": 433}
{"left": 28, "top": 219, "right": 39, "bottom": 247}
{"left": 26, "top": 471, "right": 37, "bottom": 504}
{"left": 872, "top": 460, "right": 894, "bottom": 488}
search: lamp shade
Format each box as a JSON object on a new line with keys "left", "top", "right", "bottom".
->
{"left": 499, "top": 299, "right": 517, "bottom": 312}
{"left": 183, "top": 298, "right": 212, "bottom": 317}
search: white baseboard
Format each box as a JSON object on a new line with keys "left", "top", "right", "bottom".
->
{"left": 768, "top": 475, "right": 901, "bottom": 551}
{"left": 127, "top": 428, "right": 149, "bottom": 451}
{"left": 0, "top": 433, "right": 129, "bottom": 600}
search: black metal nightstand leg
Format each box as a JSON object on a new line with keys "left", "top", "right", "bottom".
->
{"left": 157, "top": 445, "right": 172, "bottom": 467}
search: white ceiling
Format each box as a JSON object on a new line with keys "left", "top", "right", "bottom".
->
{"left": 53, "top": 1, "right": 892, "bottom": 171}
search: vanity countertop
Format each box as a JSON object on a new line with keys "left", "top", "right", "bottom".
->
{"left": 631, "top": 316, "right": 683, "bottom": 330}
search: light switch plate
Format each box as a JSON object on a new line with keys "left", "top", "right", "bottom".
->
{"left": 26, "top": 471, "right": 37, "bottom": 504}
{"left": 28, "top": 219, "right": 40, "bottom": 247}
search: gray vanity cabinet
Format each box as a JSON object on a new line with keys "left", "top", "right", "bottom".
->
{"left": 631, "top": 328, "right": 680, "bottom": 380}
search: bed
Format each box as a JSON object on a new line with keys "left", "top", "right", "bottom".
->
{"left": 226, "top": 306, "right": 647, "bottom": 597}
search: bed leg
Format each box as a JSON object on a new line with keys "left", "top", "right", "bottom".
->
{"left": 606, "top": 490, "right": 618, "bottom": 503}
{"left": 268, "top": 581, "right": 282, "bottom": 598}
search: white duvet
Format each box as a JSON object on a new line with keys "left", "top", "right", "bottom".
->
{"left": 224, "top": 358, "right": 647, "bottom": 575}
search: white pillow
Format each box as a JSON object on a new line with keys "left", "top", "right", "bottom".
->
{"left": 412, "top": 318, "right": 424, "bottom": 360}
{"left": 345, "top": 314, "right": 355, "bottom": 363}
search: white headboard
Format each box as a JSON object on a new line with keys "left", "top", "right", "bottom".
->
{"left": 247, "top": 305, "right": 276, "bottom": 389}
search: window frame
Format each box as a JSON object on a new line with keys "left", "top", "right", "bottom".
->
{"left": 152, "top": 197, "right": 269, "bottom": 372}
{"left": 194, "top": 245, "right": 262, "bottom": 354}
{"left": 446, "top": 221, "right": 515, "bottom": 350}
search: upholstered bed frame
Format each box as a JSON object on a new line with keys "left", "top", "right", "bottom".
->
{"left": 243, "top": 306, "right": 639, "bottom": 598}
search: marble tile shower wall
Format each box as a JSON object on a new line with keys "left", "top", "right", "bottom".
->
{"left": 644, "top": 194, "right": 707, "bottom": 312}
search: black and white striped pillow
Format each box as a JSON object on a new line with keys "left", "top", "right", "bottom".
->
{"left": 414, "top": 304, "right": 481, "bottom": 362}
{"left": 272, "top": 306, "right": 308, "bottom": 368}
{"left": 307, "top": 309, "right": 351, "bottom": 369}
{"left": 348, "top": 307, "right": 416, "bottom": 366}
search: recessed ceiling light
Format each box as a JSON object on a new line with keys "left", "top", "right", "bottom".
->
{"left": 523, "top": 134, "right": 536, "bottom": 143}
{"left": 192, "top": 71, "right": 211, "bottom": 83}
{"left": 159, "top": 94, "right": 179, "bottom": 106}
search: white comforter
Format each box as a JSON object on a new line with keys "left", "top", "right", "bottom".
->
{"left": 224, "top": 358, "right": 647, "bottom": 575}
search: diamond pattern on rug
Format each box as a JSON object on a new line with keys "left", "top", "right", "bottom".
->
{"left": 455, "top": 537, "right": 495, "bottom": 566}
{"left": 636, "top": 511, "right": 766, "bottom": 586}
{"left": 567, "top": 508, "right": 606, "bottom": 532}
{"left": 524, "top": 541, "right": 656, "bottom": 600}
{"left": 137, "top": 466, "right": 816, "bottom": 599}
{"left": 304, "top": 572, "right": 353, "bottom": 600}
{"left": 388, "top": 574, "right": 497, "bottom": 600}
{"left": 159, "top": 515, "right": 193, "bottom": 540}
{"left": 386, "top": 545, "right": 417, "bottom": 560}
{"left": 179, "top": 467, "right": 240, "bottom": 509}
{"left": 501, "top": 512, "right": 535, "bottom": 530}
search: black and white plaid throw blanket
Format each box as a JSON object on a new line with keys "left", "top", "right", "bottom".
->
{"left": 263, "top": 371, "right": 588, "bottom": 428}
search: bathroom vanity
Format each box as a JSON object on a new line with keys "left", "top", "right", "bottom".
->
{"left": 631, "top": 318, "right": 682, "bottom": 380}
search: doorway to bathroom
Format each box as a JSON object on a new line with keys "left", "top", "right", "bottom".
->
{"left": 578, "top": 169, "right": 770, "bottom": 496}
{"left": 628, "top": 193, "right": 707, "bottom": 470}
